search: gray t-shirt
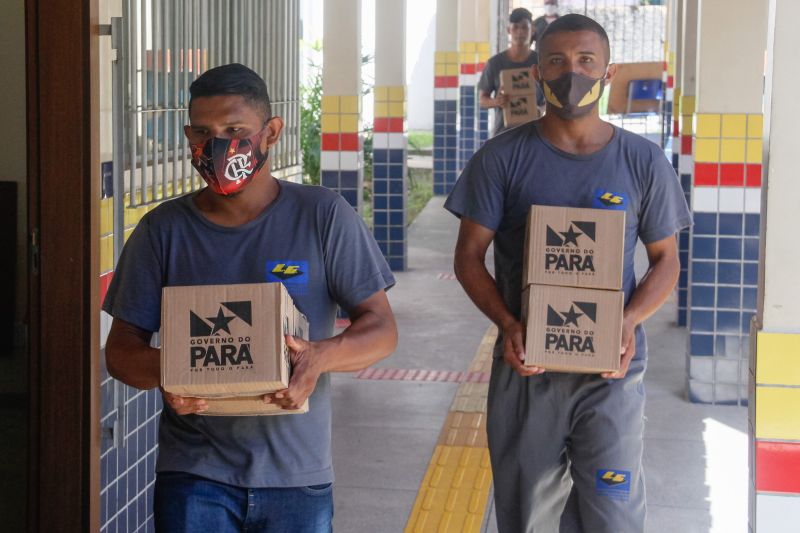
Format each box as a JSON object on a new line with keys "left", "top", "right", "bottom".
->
{"left": 444, "top": 121, "right": 692, "bottom": 362}
{"left": 478, "top": 50, "right": 542, "bottom": 137}
{"left": 102, "top": 180, "right": 395, "bottom": 487}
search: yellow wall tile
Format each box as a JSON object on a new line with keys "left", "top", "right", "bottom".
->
{"left": 720, "top": 139, "right": 746, "bottom": 163}
{"left": 459, "top": 41, "right": 476, "bottom": 52}
{"left": 435, "top": 64, "right": 447, "bottom": 76}
{"left": 477, "top": 42, "right": 490, "bottom": 53}
{"left": 478, "top": 52, "right": 491, "bottom": 62}
{"left": 124, "top": 227, "right": 134, "bottom": 243}
{"left": 340, "top": 114, "right": 359, "bottom": 133}
{"left": 340, "top": 95, "right": 359, "bottom": 114}
{"left": 388, "top": 102, "right": 405, "bottom": 117}
{"left": 389, "top": 86, "right": 405, "bottom": 102}
{"left": 374, "top": 86, "right": 388, "bottom": 101}
{"left": 681, "top": 118, "right": 694, "bottom": 136}
{"left": 320, "top": 114, "right": 340, "bottom": 133}
{"left": 696, "top": 114, "right": 721, "bottom": 138}
{"left": 748, "top": 114, "right": 764, "bottom": 139}
{"left": 694, "top": 138, "right": 720, "bottom": 163}
{"left": 721, "top": 114, "right": 747, "bottom": 138}
{"left": 681, "top": 95, "right": 696, "bottom": 113}
{"left": 757, "top": 332, "right": 800, "bottom": 386}
{"left": 755, "top": 386, "right": 800, "bottom": 440}
{"left": 446, "top": 64, "right": 459, "bottom": 76}
{"left": 460, "top": 52, "right": 474, "bottom": 64}
{"left": 99, "top": 199, "right": 112, "bottom": 236}
{"left": 435, "top": 51, "right": 447, "bottom": 63}
{"left": 321, "top": 96, "right": 339, "bottom": 113}
{"left": 747, "top": 139, "right": 763, "bottom": 164}
{"left": 374, "top": 102, "right": 388, "bottom": 117}
{"left": 100, "top": 236, "right": 114, "bottom": 273}
{"left": 446, "top": 51, "right": 458, "bottom": 63}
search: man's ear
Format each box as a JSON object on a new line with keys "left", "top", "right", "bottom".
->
{"left": 604, "top": 63, "right": 618, "bottom": 85}
{"left": 261, "top": 116, "right": 285, "bottom": 152}
{"left": 531, "top": 64, "right": 541, "bottom": 83}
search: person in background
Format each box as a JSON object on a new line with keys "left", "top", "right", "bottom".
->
{"left": 478, "top": 7, "right": 543, "bottom": 138}
{"left": 532, "top": 0, "right": 560, "bottom": 49}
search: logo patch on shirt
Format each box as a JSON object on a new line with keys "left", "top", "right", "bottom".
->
{"left": 595, "top": 469, "right": 631, "bottom": 501}
{"left": 266, "top": 261, "right": 309, "bottom": 295}
{"left": 593, "top": 189, "right": 627, "bottom": 210}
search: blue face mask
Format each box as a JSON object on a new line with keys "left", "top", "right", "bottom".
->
{"left": 541, "top": 70, "right": 607, "bottom": 120}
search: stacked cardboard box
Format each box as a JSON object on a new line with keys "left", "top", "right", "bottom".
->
{"left": 521, "top": 206, "right": 626, "bottom": 373}
{"left": 161, "top": 282, "right": 309, "bottom": 415}
{"left": 500, "top": 67, "right": 541, "bottom": 127}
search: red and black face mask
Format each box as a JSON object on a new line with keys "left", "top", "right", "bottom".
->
{"left": 189, "top": 127, "right": 269, "bottom": 196}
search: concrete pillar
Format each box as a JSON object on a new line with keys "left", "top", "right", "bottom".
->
{"left": 670, "top": 0, "right": 683, "bottom": 171}
{"left": 750, "top": 0, "right": 800, "bottom": 528}
{"left": 321, "top": 0, "right": 362, "bottom": 210}
{"left": 686, "top": 0, "right": 767, "bottom": 405}
{"left": 457, "top": 0, "right": 490, "bottom": 172}
{"left": 676, "top": 0, "right": 698, "bottom": 327}
{"left": 373, "top": 0, "right": 407, "bottom": 271}
{"left": 661, "top": 0, "right": 677, "bottom": 148}
{"left": 433, "top": 0, "right": 459, "bottom": 195}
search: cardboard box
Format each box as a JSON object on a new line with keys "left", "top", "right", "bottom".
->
{"left": 503, "top": 94, "right": 540, "bottom": 127}
{"left": 161, "top": 282, "right": 309, "bottom": 415}
{"left": 522, "top": 284, "right": 623, "bottom": 373}
{"left": 523, "top": 205, "right": 625, "bottom": 290}
{"left": 500, "top": 67, "right": 537, "bottom": 95}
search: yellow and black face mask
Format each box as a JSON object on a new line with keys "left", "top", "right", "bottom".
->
{"left": 541, "top": 71, "right": 606, "bottom": 120}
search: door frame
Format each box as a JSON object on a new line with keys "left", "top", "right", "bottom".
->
{"left": 25, "top": 0, "right": 101, "bottom": 530}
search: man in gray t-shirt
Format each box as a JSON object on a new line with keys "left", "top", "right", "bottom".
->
{"left": 103, "top": 64, "right": 397, "bottom": 532}
{"left": 479, "top": 7, "right": 544, "bottom": 137}
{"left": 446, "top": 15, "right": 690, "bottom": 533}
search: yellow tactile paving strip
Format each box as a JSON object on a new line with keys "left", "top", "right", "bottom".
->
{"left": 405, "top": 325, "right": 497, "bottom": 533}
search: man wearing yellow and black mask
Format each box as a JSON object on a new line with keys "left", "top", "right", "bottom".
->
{"left": 445, "top": 14, "right": 692, "bottom": 533}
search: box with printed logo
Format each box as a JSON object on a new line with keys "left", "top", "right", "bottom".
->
{"left": 500, "top": 67, "right": 537, "bottom": 95}
{"left": 522, "top": 284, "right": 623, "bottom": 373}
{"left": 523, "top": 205, "right": 625, "bottom": 290}
{"left": 160, "top": 282, "right": 309, "bottom": 415}
{"left": 502, "top": 93, "right": 541, "bottom": 127}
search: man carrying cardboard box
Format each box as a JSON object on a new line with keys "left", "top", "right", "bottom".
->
{"left": 445, "top": 14, "right": 692, "bottom": 533}
{"left": 478, "top": 7, "right": 544, "bottom": 137}
{"left": 103, "top": 63, "right": 398, "bottom": 532}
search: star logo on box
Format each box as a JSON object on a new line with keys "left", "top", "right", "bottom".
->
{"left": 544, "top": 301, "right": 597, "bottom": 354}
{"left": 544, "top": 222, "right": 597, "bottom": 274}
{"left": 188, "top": 301, "right": 254, "bottom": 369}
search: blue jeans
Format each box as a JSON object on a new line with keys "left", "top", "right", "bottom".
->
{"left": 153, "top": 471, "right": 334, "bottom": 533}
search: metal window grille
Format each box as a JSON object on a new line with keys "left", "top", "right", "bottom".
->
{"left": 114, "top": 0, "right": 301, "bottom": 213}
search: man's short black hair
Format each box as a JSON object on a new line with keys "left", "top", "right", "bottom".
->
{"left": 189, "top": 63, "right": 271, "bottom": 120}
{"left": 538, "top": 13, "right": 611, "bottom": 64}
{"left": 509, "top": 7, "right": 533, "bottom": 24}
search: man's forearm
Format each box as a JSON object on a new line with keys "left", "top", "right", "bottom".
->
{"left": 315, "top": 308, "right": 397, "bottom": 373}
{"left": 623, "top": 254, "right": 680, "bottom": 327}
{"left": 455, "top": 254, "right": 517, "bottom": 329}
{"left": 105, "top": 328, "right": 161, "bottom": 390}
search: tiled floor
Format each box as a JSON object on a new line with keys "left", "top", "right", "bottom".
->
{"left": 331, "top": 196, "right": 749, "bottom": 532}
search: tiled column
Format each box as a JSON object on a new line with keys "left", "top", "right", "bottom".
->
{"left": 320, "top": 0, "right": 362, "bottom": 210}
{"left": 751, "top": 0, "right": 800, "bottom": 528}
{"left": 457, "top": 0, "right": 479, "bottom": 171}
{"left": 670, "top": 0, "right": 683, "bottom": 173}
{"left": 676, "top": 0, "right": 699, "bottom": 326}
{"left": 474, "top": 0, "right": 491, "bottom": 149}
{"left": 686, "top": 0, "right": 767, "bottom": 405}
{"left": 433, "top": 0, "right": 459, "bottom": 195}
{"left": 373, "top": 0, "right": 407, "bottom": 271}
{"left": 661, "top": 0, "right": 676, "bottom": 149}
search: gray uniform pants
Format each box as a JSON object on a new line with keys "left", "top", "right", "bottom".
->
{"left": 487, "top": 356, "right": 647, "bottom": 533}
